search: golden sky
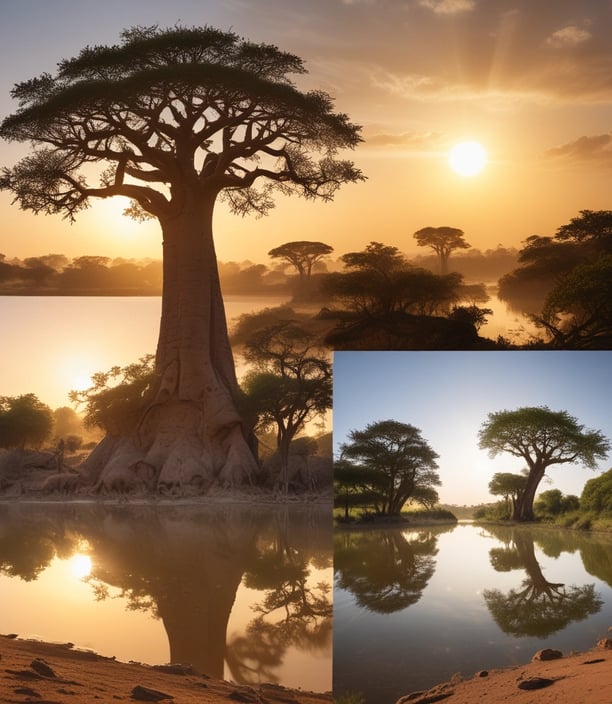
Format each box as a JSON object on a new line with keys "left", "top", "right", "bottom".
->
{"left": 1, "top": 0, "right": 611, "bottom": 264}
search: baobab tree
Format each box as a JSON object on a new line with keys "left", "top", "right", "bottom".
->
{"left": 479, "top": 406, "right": 610, "bottom": 521}
{"left": 0, "top": 25, "right": 364, "bottom": 492}
{"left": 414, "top": 226, "right": 470, "bottom": 274}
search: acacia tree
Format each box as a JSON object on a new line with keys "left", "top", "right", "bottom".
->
{"left": 479, "top": 406, "right": 610, "bottom": 522}
{"left": 414, "top": 226, "right": 470, "bottom": 275}
{"left": 488, "top": 471, "right": 528, "bottom": 519}
{"left": 241, "top": 321, "right": 332, "bottom": 492}
{"left": 0, "top": 26, "right": 363, "bottom": 491}
{"left": 268, "top": 240, "right": 333, "bottom": 282}
{"left": 339, "top": 419, "right": 440, "bottom": 515}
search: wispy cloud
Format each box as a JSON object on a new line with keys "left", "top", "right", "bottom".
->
{"left": 545, "top": 133, "right": 612, "bottom": 165}
{"left": 546, "top": 24, "right": 592, "bottom": 48}
{"left": 418, "top": 0, "right": 476, "bottom": 15}
{"left": 364, "top": 130, "right": 443, "bottom": 149}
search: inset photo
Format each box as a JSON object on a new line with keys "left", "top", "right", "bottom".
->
{"left": 333, "top": 351, "right": 612, "bottom": 704}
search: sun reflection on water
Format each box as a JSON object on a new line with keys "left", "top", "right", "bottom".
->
{"left": 69, "top": 554, "right": 92, "bottom": 579}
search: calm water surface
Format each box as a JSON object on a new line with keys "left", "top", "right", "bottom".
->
{"left": 334, "top": 523, "right": 612, "bottom": 704}
{"left": 0, "top": 502, "right": 332, "bottom": 691}
{"left": 0, "top": 294, "right": 287, "bottom": 409}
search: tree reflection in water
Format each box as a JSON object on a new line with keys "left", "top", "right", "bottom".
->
{"left": 0, "top": 504, "right": 331, "bottom": 685}
{"left": 483, "top": 526, "right": 603, "bottom": 637}
{"left": 334, "top": 527, "right": 452, "bottom": 613}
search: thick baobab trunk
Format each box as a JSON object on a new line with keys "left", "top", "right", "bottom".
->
{"left": 513, "top": 464, "right": 545, "bottom": 522}
{"left": 90, "top": 195, "right": 258, "bottom": 494}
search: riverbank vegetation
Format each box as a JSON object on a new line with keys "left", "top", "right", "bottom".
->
{"left": 475, "top": 468, "right": 612, "bottom": 532}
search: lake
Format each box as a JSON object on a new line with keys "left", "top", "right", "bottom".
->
{"left": 0, "top": 294, "right": 288, "bottom": 409}
{"left": 0, "top": 290, "right": 536, "bottom": 411}
{"left": 0, "top": 502, "right": 332, "bottom": 692}
{"left": 333, "top": 522, "right": 612, "bottom": 704}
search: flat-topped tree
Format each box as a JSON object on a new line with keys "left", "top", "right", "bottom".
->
{"left": 414, "top": 226, "right": 470, "bottom": 275}
{"left": 479, "top": 406, "right": 610, "bottom": 522}
{"left": 0, "top": 25, "right": 364, "bottom": 492}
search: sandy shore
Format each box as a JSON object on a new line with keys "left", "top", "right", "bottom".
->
{"left": 0, "top": 635, "right": 332, "bottom": 704}
{"left": 397, "top": 640, "right": 612, "bottom": 704}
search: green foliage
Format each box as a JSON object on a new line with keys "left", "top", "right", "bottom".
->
{"left": 69, "top": 355, "right": 156, "bottom": 435}
{"left": 337, "top": 419, "right": 440, "bottom": 516}
{"left": 534, "top": 489, "right": 580, "bottom": 519}
{"left": 0, "top": 394, "right": 54, "bottom": 449}
{"left": 480, "top": 406, "right": 610, "bottom": 470}
{"left": 479, "top": 406, "right": 609, "bottom": 522}
{"left": 401, "top": 508, "right": 457, "bottom": 521}
{"left": 581, "top": 468, "right": 612, "bottom": 515}
{"left": 334, "top": 693, "right": 366, "bottom": 704}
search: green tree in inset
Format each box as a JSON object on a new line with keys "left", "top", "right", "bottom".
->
{"left": 479, "top": 406, "right": 610, "bottom": 521}
{"left": 580, "top": 468, "right": 612, "bottom": 515}
{"left": 488, "top": 471, "right": 528, "bottom": 519}
{"left": 339, "top": 419, "right": 440, "bottom": 516}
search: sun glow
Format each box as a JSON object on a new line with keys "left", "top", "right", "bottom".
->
{"left": 448, "top": 141, "right": 487, "bottom": 177}
{"left": 69, "top": 554, "right": 92, "bottom": 579}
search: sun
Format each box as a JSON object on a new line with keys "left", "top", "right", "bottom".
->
{"left": 448, "top": 141, "right": 487, "bottom": 177}
{"left": 69, "top": 554, "right": 92, "bottom": 579}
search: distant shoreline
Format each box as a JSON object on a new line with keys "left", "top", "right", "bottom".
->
{"left": 0, "top": 288, "right": 160, "bottom": 296}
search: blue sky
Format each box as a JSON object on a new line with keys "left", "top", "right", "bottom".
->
{"left": 333, "top": 351, "right": 612, "bottom": 505}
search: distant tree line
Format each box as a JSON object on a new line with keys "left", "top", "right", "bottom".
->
{"left": 0, "top": 253, "right": 291, "bottom": 295}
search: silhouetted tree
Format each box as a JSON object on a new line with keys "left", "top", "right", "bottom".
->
{"left": 339, "top": 420, "right": 440, "bottom": 516}
{"left": 242, "top": 321, "right": 332, "bottom": 492}
{"left": 322, "top": 241, "right": 462, "bottom": 317}
{"left": 268, "top": 241, "right": 334, "bottom": 282}
{"left": 0, "top": 394, "right": 54, "bottom": 449}
{"left": 555, "top": 209, "right": 612, "bottom": 252}
{"left": 479, "top": 406, "right": 610, "bottom": 521}
{"left": 0, "top": 25, "right": 363, "bottom": 492}
{"left": 70, "top": 355, "right": 156, "bottom": 437}
{"left": 533, "top": 255, "right": 612, "bottom": 348}
{"left": 498, "top": 210, "right": 612, "bottom": 321}
{"left": 414, "top": 226, "right": 470, "bottom": 275}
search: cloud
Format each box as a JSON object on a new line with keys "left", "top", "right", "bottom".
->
{"left": 545, "top": 134, "right": 612, "bottom": 165}
{"left": 364, "top": 130, "right": 442, "bottom": 149}
{"left": 546, "top": 25, "right": 592, "bottom": 48}
{"left": 418, "top": 0, "right": 476, "bottom": 15}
